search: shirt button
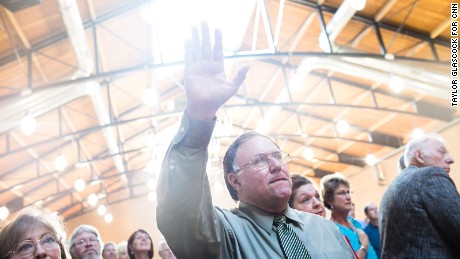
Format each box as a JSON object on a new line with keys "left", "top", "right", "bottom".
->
{"left": 180, "top": 127, "right": 185, "bottom": 132}
{"left": 170, "top": 165, "right": 175, "bottom": 170}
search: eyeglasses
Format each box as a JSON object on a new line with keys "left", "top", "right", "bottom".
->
{"left": 6, "top": 233, "right": 61, "bottom": 258}
{"left": 73, "top": 237, "right": 99, "bottom": 248}
{"left": 335, "top": 190, "right": 352, "bottom": 197}
{"left": 234, "top": 151, "right": 290, "bottom": 173}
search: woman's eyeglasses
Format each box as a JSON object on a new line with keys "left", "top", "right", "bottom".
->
{"left": 6, "top": 233, "right": 61, "bottom": 258}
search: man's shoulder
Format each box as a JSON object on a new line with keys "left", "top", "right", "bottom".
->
{"left": 403, "top": 165, "right": 445, "bottom": 176}
{"left": 293, "top": 209, "right": 335, "bottom": 226}
{"left": 364, "top": 223, "right": 376, "bottom": 232}
{"left": 390, "top": 166, "right": 445, "bottom": 186}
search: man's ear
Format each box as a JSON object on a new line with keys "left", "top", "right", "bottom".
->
{"left": 228, "top": 173, "right": 242, "bottom": 192}
{"left": 415, "top": 149, "right": 424, "bottom": 164}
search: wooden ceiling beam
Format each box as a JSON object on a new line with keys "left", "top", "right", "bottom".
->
{"left": 0, "top": 0, "right": 148, "bottom": 67}
{"left": 2, "top": 8, "right": 48, "bottom": 82}
{"left": 430, "top": 17, "right": 451, "bottom": 39}
{"left": 374, "top": 0, "right": 398, "bottom": 22}
{"left": 290, "top": 0, "right": 450, "bottom": 47}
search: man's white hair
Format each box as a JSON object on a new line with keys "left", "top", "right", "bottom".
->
{"left": 69, "top": 224, "right": 104, "bottom": 259}
{"left": 404, "top": 133, "right": 445, "bottom": 167}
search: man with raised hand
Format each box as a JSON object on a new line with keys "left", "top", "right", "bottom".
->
{"left": 156, "top": 21, "right": 355, "bottom": 259}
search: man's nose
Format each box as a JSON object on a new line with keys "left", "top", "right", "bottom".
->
{"left": 446, "top": 154, "right": 454, "bottom": 164}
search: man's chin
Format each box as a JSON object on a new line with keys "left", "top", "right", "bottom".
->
{"left": 82, "top": 254, "right": 101, "bottom": 259}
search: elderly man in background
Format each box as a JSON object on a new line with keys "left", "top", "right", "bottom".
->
{"left": 102, "top": 242, "right": 118, "bottom": 259}
{"left": 379, "top": 134, "right": 460, "bottom": 258}
{"left": 158, "top": 237, "right": 176, "bottom": 259}
{"left": 69, "top": 225, "right": 103, "bottom": 259}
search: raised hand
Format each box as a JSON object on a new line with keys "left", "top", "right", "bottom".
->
{"left": 184, "top": 21, "right": 249, "bottom": 121}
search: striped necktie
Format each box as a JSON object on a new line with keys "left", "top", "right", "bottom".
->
{"left": 273, "top": 214, "right": 312, "bottom": 259}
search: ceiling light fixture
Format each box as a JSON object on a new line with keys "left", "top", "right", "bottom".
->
{"left": 303, "top": 147, "right": 314, "bottom": 160}
{"left": 0, "top": 206, "right": 9, "bottom": 220}
{"left": 365, "top": 154, "right": 377, "bottom": 166}
{"left": 87, "top": 193, "right": 98, "bottom": 206}
{"left": 389, "top": 75, "right": 404, "bottom": 93}
{"left": 336, "top": 119, "right": 350, "bottom": 134}
{"left": 20, "top": 113, "right": 37, "bottom": 135}
{"left": 54, "top": 154, "right": 68, "bottom": 172}
{"left": 411, "top": 128, "right": 424, "bottom": 139}
{"left": 97, "top": 204, "right": 107, "bottom": 216}
{"left": 74, "top": 178, "right": 86, "bottom": 192}
{"left": 104, "top": 213, "right": 113, "bottom": 223}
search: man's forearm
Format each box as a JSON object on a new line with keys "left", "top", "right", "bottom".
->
{"left": 156, "top": 113, "right": 220, "bottom": 258}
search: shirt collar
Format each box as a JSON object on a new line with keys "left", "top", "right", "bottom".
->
{"left": 238, "top": 201, "right": 304, "bottom": 234}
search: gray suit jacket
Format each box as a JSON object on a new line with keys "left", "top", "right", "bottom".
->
{"left": 379, "top": 165, "right": 460, "bottom": 258}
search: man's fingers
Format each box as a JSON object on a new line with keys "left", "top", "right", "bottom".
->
{"left": 191, "top": 26, "right": 201, "bottom": 62}
{"left": 201, "top": 21, "right": 212, "bottom": 60}
{"left": 213, "top": 28, "right": 224, "bottom": 63}
{"left": 184, "top": 39, "right": 193, "bottom": 74}
{"left": 231, "top": 65, "right": 250, "bottom": 87}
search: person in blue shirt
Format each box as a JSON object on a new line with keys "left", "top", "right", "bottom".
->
{"left": 320, "top": 173, "right": 378, "bottom": 259}
{"left": 363, "top": 202, "right": 380, "bottom": 258}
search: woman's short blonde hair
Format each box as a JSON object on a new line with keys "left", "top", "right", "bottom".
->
{"left": 0, "top": 206, "right": 68, "bottom": 259}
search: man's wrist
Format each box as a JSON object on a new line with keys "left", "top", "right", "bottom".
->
{"left": 358, "top": 246, "right": 367, "bottom": 253}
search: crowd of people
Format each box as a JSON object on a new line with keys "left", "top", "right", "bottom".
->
{"left": 0, "top": 209, "right": 176, "bottom": 259}
{"left": 1, "top": 21, "right": 459, "bottom": 259}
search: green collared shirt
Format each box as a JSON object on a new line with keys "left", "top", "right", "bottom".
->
{"left": 156, "top": 113, "right": 356, "bottom": 259}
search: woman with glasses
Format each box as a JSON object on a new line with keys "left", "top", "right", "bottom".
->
{"left": 0, "top": 206, "right": 68, "bottom": 259}
{"left": 320, "top": 173, "right": 378, "bottom": 259}
{"left": 127, "top": 229, "right": 153, "bottom": 259}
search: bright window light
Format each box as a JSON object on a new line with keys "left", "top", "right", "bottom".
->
{"left": 213, "top": 181, "right": 223, "bottom": 193}
{"left": 147, "top": 178, "right": 156, "bottom": 190}
{"left": 148, "top": 191, "right": 156, "bottom": 202}
{"left": 145, "top": 0, "right": 256, "bottom": 63}
{"left": 54, "top": 155, "right": 67, "bottom": 172}
{"left": 20, "top": 114, "right": 37, "bottom": 135}
{"left": 143, "top": 88, "right": 159, "bottom": 108}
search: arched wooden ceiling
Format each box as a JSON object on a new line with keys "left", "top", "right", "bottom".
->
{"left": 0, "top": 0, "right": 457, "bottom": 221}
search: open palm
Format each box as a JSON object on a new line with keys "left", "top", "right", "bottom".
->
{"left": 184, "top": 22, "right": 249, "bottom": 120}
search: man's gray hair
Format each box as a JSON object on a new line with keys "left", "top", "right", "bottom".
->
{"left": 69, "top": 224, "right": 104, "bottom": 256}
{"left": 404, "top": 133, "right": 444, "bottom": 167}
